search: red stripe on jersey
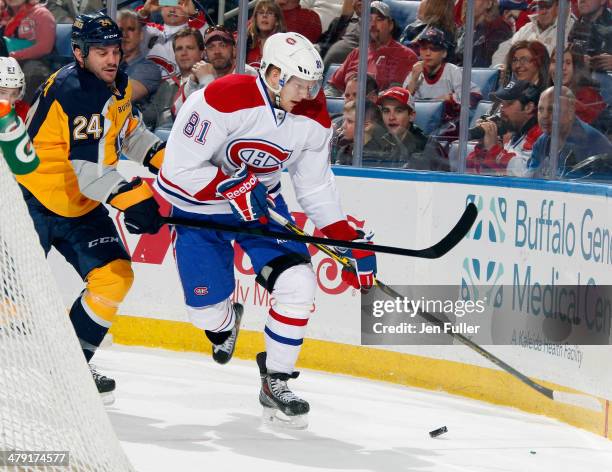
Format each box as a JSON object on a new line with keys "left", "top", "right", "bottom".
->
{"left": 193, "top": 167, "right": 230, "bottom": 201}
{"left": 158, "top": 169, "right": 194, "bottom": 198}
{"left": 269, "top": 308, "right": 308, "bottom": 326}
{"left": 292, "top": 89, "right": 331, "bottom": 129}
{"left": 205, "top": 75, "right": 264, "bottom": 113}
{"left": 321, "top": 220, "right": 358, "bottom": 241}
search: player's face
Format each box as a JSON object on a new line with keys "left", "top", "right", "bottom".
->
{"left": 381, "top": 99, "right": 414, "bottom": 137}
{"left": 549, "top": 51, "right": 573, "bottom": 86}
{"left": 119, "top": 17, "right": 142, "bottom": 57}
{"left": 279, "top": 76, "right": 321, "bottom": 112}
{"left": 511, "top": 48, "right": 538, "bottom": 83}
{"left": 0, "top": 87, "right": 21, "bottom": 106}
{"left": 537, "top": 90, "right": 574, "bottom": 137}
{"left": 419, "top": 43, "right": 446, "bottom": 69}
{"left": 342, "top": 110, "right": 356, "bottom": 141}
{"left": 174, "top": 36, "right": 203, "bottom": 75}
{"left": 205, "top": 40, "right": 234, "bottom": 71}
{"left": 83, "top": 45, "right": 121, "bottom": 84}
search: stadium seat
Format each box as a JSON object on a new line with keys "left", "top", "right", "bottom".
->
{"left": 469, "top": 100, "right": 494, "bottom": 128}
{"left": 324, "top": 63, "right": 341, "bottom": 87}
{"left": 54, "top": 23, "right": 73, "bottom": 58}
{"left": 470, "top": 68, "right": 500, "bottom": 100}
{"left": 326, "top": 97, "right": 345, "bottom": 116}
{"left": 382, "top": 0, "right": 420, "bottom": 32}
{"left": 413, "top": 100, "right": 444, "bottom": 135}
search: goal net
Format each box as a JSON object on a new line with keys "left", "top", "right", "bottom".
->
{"left": 0, "top": 154, "right": 134, "bottom": 471}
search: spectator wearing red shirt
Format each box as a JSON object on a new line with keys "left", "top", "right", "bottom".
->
{"left": 327, "top": 1, "right": 417, "bottom": 95}
{"left": 467, "top": 80, "right": 543, "bottom": 176}
{"left": 275, "top": 0, "right": 322, "bottom": 43}
{"left": 0, "top": 0, "right": 56, "bottom": 102}
{"left": 247, "top": 0, "right": 286, "bottom": 67}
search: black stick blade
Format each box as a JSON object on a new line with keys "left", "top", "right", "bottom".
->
{"left": 416, "top": 202, "right": 478, "bottom": 259}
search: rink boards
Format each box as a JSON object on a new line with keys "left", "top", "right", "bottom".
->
{"left": 47, "top": 163, "right": 612, "bottom": 438}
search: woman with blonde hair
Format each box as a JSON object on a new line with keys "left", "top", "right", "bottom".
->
{"left": 455, "top": 0, "right": 512, "bottom": 67}
{"left": 246, "top": 0, "right": 286, "bottom": 67}
{"left": 399, "top": 0, "right": 456, "bottom": 54}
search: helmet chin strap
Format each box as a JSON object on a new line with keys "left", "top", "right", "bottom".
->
{"left": 262, "top": 74, "right": 283, "bottom": 109}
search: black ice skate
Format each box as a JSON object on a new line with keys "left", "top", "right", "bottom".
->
{"left": 256, "top": 352, "right": 309, "bottom": 429}
{"left": 90, "top": 364, "right": 115, "bottom": 406}
{"left": 212, "top": 303, "right": 243, "bottom": 365}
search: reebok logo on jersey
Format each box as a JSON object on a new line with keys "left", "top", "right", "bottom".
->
{"left": 227, "top": 139, "right": 293, "bottom": 173}
{"left": 194, "top": 287, "right": 208, "bottom": 296}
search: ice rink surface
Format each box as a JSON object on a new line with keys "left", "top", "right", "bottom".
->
{"left": 97, "top": 346, "right": 612, "bottom": 472}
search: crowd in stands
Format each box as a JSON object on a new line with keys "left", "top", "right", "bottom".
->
{"left": 0, "top": 0, "right": 610, "bottom": 180}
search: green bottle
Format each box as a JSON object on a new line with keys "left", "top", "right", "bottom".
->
{"left": 0, "top": 100, "right": 39, "bottom": 175}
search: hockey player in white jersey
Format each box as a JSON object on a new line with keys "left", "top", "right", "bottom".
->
{"left": 156, "top": 31, "right": 377, "bottom": 428}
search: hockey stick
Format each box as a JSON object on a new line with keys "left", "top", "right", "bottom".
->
{"left": 163, "top": 203, "right": 476, "bottom": 259}
{"left": 267, "top": 209, "right": 602, "bottom": 412}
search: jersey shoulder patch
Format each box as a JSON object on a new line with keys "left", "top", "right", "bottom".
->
{"left": 291, "top": 90, "right": 331, "bottom": 129}
{"left": 204, "top": 74, "right": 264, "bottom": 113}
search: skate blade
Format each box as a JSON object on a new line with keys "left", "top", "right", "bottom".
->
{"left": 100, "top": 392, "right": 115, "bottom": 406}
{"left": 262, "top": 407, "right": 308, "bottom": 430}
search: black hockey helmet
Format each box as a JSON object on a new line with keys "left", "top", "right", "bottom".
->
{"left": 71, "top": 12, "right": 122, "bottom": 58}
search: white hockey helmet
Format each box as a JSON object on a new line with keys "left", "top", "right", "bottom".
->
{"left": 259, "top": 32, "right": 324, "bottom": 100}
{"left": 0, "top": 56, "right": 25, "bottom": 100}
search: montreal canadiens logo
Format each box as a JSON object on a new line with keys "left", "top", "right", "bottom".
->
{"left": 194, "top": 287, "right": 208, "bottom": 296}
{"left": 227, "top": 139, "right": 293, "bottom": 173}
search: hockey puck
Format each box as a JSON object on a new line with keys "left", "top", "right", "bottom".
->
{"left": 429, "top": 426, "right": 448, "bottom": 438}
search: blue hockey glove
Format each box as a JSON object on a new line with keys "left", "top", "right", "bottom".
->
{"left": 217, "top": 165, "right": 272, "bottom": 223}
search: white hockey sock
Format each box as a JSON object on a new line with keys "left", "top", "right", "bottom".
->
{"left": 187, "top": 298, "right": 235, "bottom": 333}
{"left": 264, "top": 264, "right": 316, "bottom": 374}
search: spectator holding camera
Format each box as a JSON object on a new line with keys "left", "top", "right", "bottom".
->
{"left": 467, "top": 80, "right": 543, "bottom": 175}
{"left": 568, "top": 0, "right": 612, "bottom": 72}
